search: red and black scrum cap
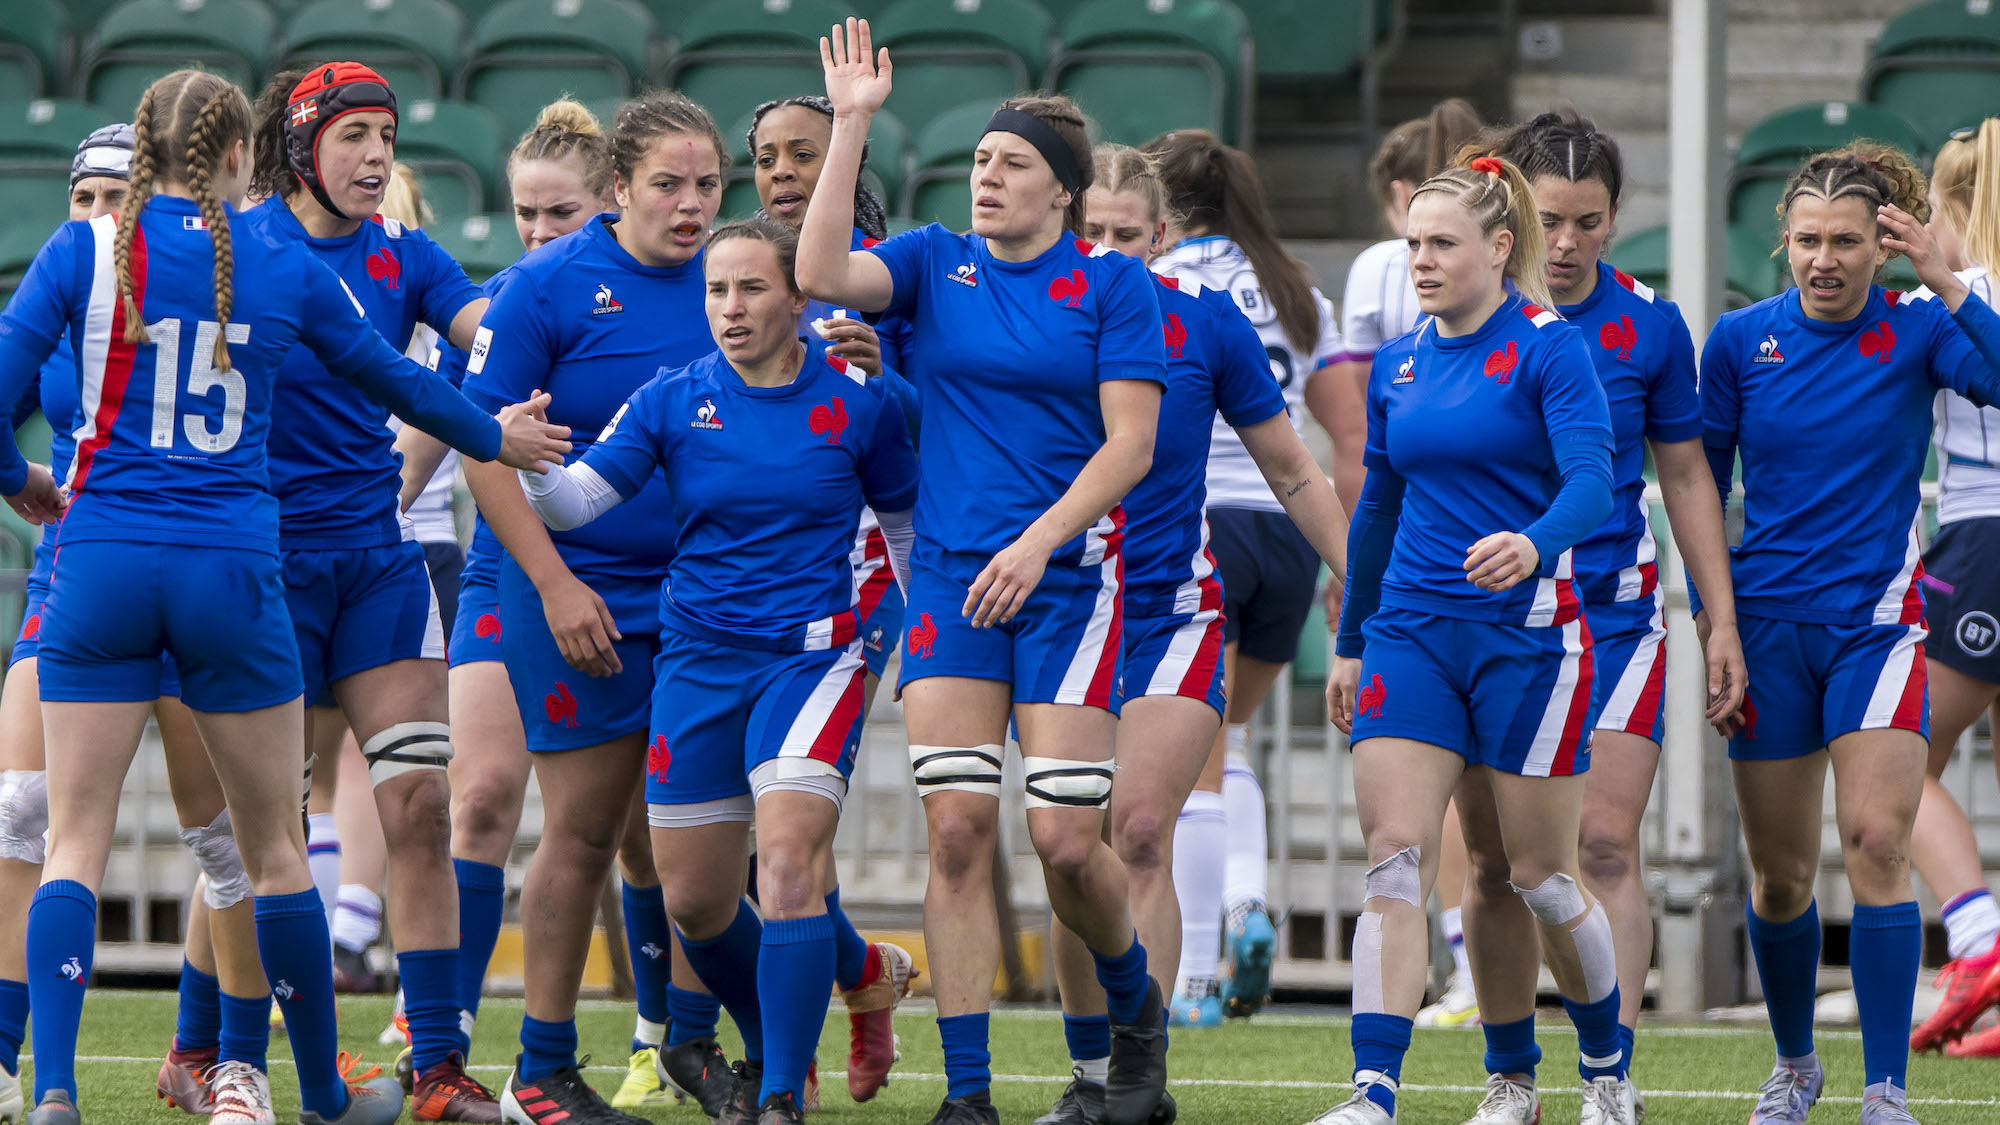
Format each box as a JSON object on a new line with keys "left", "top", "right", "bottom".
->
{"left": 284, "top": 62, "right": 397, "bottom": 221}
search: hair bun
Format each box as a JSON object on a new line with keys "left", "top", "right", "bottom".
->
{"left": 1469, "top": 156, "right": 1504, "bottom": 176}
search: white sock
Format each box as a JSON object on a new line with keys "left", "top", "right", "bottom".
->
{"left": 1943, "top": 889, "right": 2000, "bottom": 960}
{"left": 332, "top": 884, "right": 383, "bottom": 954}
{"left": 1442, "top": 905, "right": 1471, "bottom": 979}
{"left": 1220, "top": 731, "right": 1268, "bottom": 918}
{"left": 1077, "top": 1056, "right": 1109, "bottom": 1085}
{"left": 306, "top": 813, "right": 340, "bottom": 925}
{"left": 1172, "top": 789, "right": 1227, "bottom": 993}
{"left": 634, "top": 1016, "right": 666, "bottom": 1049}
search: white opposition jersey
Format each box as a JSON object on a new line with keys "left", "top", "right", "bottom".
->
{"left": 1340, "top": 237, "right": 1421, "bottom": 361}
{"left": 391, "top": 322, "right": 462, "bottom": 545}
{"left": 1925, "top": 267, "right": 2000, "bottom": 524}
{"left": 1154, "top": 236, "right": 1342, "bottom": 513}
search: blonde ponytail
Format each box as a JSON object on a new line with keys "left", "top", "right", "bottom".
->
{"left": 1411, "top": 154, "right": 1555, "bottom": 311}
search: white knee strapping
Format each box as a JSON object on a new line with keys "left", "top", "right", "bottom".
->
{"left": 0, "top": 770, "right": 49, "bottom": 864}
{"left": 1513, "top": 872, "right": 1588, "bottom": 927}
{"left": 1363, "top": 845, "right": 1422, "bottom": 909}
{"left": 1022, "top": 756, "right": 1115, "bottom": 811}
{"left": 909, "top": 744, "right": 1003, "bottom": 800}
{"left": 647, "top": 795, "right": 755, "bottom": 829}
{"left": 361, "top": 721, "right": 453, "bottom": 787}
{"left": 1569, "top": 901, "right": 1619, "bottom": 1004}
{"left": 179, "top": 809, "right": 251, "bottom": 909}
{"left": 749, "top": 757, "right": 847, "bottom": 810}
{"left": 1351, "top": 912, "right": 1386, "bottom": 1014}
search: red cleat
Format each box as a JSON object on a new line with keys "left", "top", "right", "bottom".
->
{"left": 1945, "top": 1017, "right": 2000, "bottom": 1057}
{"left": 156, "top": 1041, "right": 217, "bottom": 1114}
{"left": 1909, "top": 944, "right": 2000, "bottom": 1053}
{"left": 841, "top": 942, "right": 917, "bottom": 1102}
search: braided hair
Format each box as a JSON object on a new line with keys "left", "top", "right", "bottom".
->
{"left": 1411, "top": 155, "right": 1556, "bottom": 311}
{"left": 1492, "top": 107, "right": 1624, "bottom": 205}
{"left": 745, "top": 94, "right": 887, "bottom": 241}
{"left": 1779, "top": 143, "right": 1928, "bottom": 276}
{"left": 115, "top": 70, "right": 252, "bottom": 371}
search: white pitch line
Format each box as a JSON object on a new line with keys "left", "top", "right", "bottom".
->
{"left": 43, "top": 1059, "right": 1999, "bottom": 1107}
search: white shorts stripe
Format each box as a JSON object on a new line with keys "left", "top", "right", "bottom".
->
{"left": 420, "top": 570, "right": 446, "bottom": 660}
{"left": 1521, "top": 617, "right": 1587, "bottom": 777}
{"left": 1144, "top": 608, "right": 1218, "bottom": 697}
{"left": 778, "top": 644, "right": 865, "bottom": 756}
{"left": 1594, "top": 590, "right": 1666, "bottom": 732}
{"left": 1055, "top": 555, "right": 1119, "bottom": 706}
{"left": 1860, "top": 624, "right": 1927, "bottom": 730}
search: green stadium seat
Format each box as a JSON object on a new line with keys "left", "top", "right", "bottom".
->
{"left": 0, "top": 171, "right": 75, "bottom": 243}
{"left": 460, "top": 0, "right": 651, "bottom": 144}
{"left": 900, "top": 97, "right": 994, "bottom": 227}
{"left": 59, "top": 1, "right": 131, "bottom": 40}
{"left": 1606, "top": 224, "right": 1781, "bottom": 311}
{"left": 1044, "top": 0, "right": 1253, "bottom": 146}
{"left": 874, "top": 0, "right": 1051, "bottom": 138}
{"left": 659, "top": 0, "right": 847, "bottom": 133}
{"left": 426, "top": 212, "right": 522, "bottom": 282}
{"left": 1240, "top": 0, "right": 1384, "bottom": 79}
{"left": 281, "top": 0, "right": 466, "bottom": 101}
{"left": 1727, "top": 101, "right": 1926, "bottom": 242}
{"left": 0, "top": 0, "right": 68, "bottom": 101}
{"left": 0, "top": 99, "right": 115, "bottom": 164}
{"left": 396, "top": 98, "right": 502, "bottom": 220}
{"left": 79, "top": 0, "right": 277, "bottom": 121}
{"left": 1863, "top": 0, "right": 2000, "bottom": 145}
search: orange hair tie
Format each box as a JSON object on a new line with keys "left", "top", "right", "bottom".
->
{"left": 1469, "top": 157, "right": 1504, "bottom": 176}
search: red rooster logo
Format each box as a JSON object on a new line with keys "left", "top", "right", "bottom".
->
{"left": 1163, "top": 312, "right": 1187, "bottom": 358}
{"left": 543, "top": 682, "right": 579, "bottom": 728}
{"left": 473, "top": 612, "right": 501, "bottom": 640}
{"left": 1860, "top": 320, "right": 1896, "bottom": 363}
{"left": 907, "top": 612, "right": 938, "bottom": 658}
{"left": 1357, "top": 673, "right": 1386, "bottom": 718}
{"left": 20, "top": 614, "right": 38, "bottom": 641}
{"left": 1599, "top": 314, "right": 1637, "bottom": 362}
{"left": 365, "top": 247, "right": 401, "bottom": 290}
{"left": 647, "top": 734, "right": 671, "bottom": 781}
{"left": 808, "top": 397, "right": 849, "bottom": 445}
{"left": 1049, "top": 269, "right": 1088, "bottom": 307}
{"left": 1484, "top": 340, "right": 1518, "bottom": 384}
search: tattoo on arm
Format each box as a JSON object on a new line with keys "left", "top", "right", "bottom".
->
{"left": 1284, "top": 477, "right": 1310, "bottom": 498}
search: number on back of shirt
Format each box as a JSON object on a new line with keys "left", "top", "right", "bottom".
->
{"left": 147, "top": 318, "right": 249, "bottom": 453}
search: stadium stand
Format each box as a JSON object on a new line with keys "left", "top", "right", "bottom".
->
{"left": 396, "top": 97, "right": 504, "bottom": 217}
{"left": 280, "top": 0, "right": 468, "bottom": 101}
{"left": 659, "top": 0, "right": 847, "bottom": 137}
{"left": 460, "top": 0, "right": 651, "bottom": 143}
{"left": 900, "top": 96, "right": 995, "bottom": 228}
{"left": 1727, "top": 100, "right": 1927, "bottom": 244}
{"left": 872, "top": 0, "right": 1052, "bottom": 138}
{"left": 423, "top": 211, "right": 522, "bottom": 282}
{"left": 79, "top": 0, "right": 277, "bottom": 122}
{"left": 0, "top": 0, "right": 68, "bottom": 101}
{"left": 1044, "top": 0, "right": 1254, "bottom": 147}
{"left": 1862, "top": 0, "right": 2000, "bottom": 144}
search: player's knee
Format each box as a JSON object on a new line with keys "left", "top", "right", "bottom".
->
{"left": 1111, "top": 807, "right": 1171, "bottom": 874}
{"left": 0, "top": 770, "right": 49, "bottom": 864}
{"left": 380, "top": 771, "right": 453, "bottom": 854}
{"left": 925, "top": 810, "right": 992, "bottom": 884}
{"left": 1511, "top": 871, "right": 1587, "bottom": 927}
{"left": 450, "top": 781, "right": 520, "bottom": 857}
{"left": 178, "top": 809, "right": 252, "bottom": 909}
{"left": 753, "top": 842, "right": 821, "bottom": 919}
{"left": 1465, "top": 845, "right": 1514, "bottom": 898}
{"left": 1578, "top": 830, "right": 1635, "bottom": 888}
{"left": 1030, "top": 821, "right": 1100, "bottom": 890}
{"left": 1362, "top": 843, "right": 1423, "bottom": 911}
{"left": 1750, "top": 871, "right": 1816, "bottom": 921}
{"left": 1843, "top": 820, "right": 1911, "bottom": 879}
{"left": 661, "top": 876, "right": 737, "bottom": 940}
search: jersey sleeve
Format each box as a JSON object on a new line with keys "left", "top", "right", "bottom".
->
{"left": 1362, "top": 349, "right": 1394, "bottom": 471}
{"left": 858, "top": 387, "right": 920, "bottom": 513}
{"left": 1645, "top": 302, "right": 1703, "bottom": 442}
{"left": 411, "top": 231, "right": 484, "bottom": 337}
{"left": 460, "top": 272, "right": 555, "bottom": 414}
{"left": 1207, "top": 291, "right": 1287, "bottom": 427}
{"left": 578, "top": 376, "right": 669, "bottom": 500}
{"left": 1095, "top": 253, "right": 1168, "bottom": 385}
{"left": 1339, "top": 250, "right": 1389, "bottom": 360}
{"left": 1923, "top": 291, "right": 2000, "bottom": 408}
{"left": 298, "top": 254, "right": 503, "bottom": 463}
{"left": 1699, "top": 317, "right": 1743, "bottom": 449}
{"left": 1533, "top": 328, "right": 1614, "bottom": 441}
{"left": 0, "top": 225, "right": 80, "bottom": 491}
{"left": 865, "top": 225, "right": 935, "bottom": 322}
{"left": 9, "top": 365, "right": 41, "bottom": 433}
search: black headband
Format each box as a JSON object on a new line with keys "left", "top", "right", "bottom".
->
{"left": 985, "top": 108, "right": 1083, "bottom": 195}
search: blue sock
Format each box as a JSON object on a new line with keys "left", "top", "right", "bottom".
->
{"left": 1619, "top": 1023, "right": 1635, "bottom": 1072}
{"left": 0, "top": 979, "right": 25, "bottom": 1074}
{"left": 938, "top": 1012, "right": 991, "bottom": 1100}
{"left": 174, "top": 960, "right": 221, "bottom": 1052}
{"left": 1090, "top": 936, "right": 1150, "bottom": 1025}
{"left": 1481, "top": 1014, "right": 1541, "bottom": 1079}
{"left": 453, "top": 858, "right": 505, "bottom": 1020}
{"left": 1746, "top": 899, "right": 1820, "bottom": 1060}
{"left": 254, "top": 890, "right": 347, "bottom": 1119}
{"left": 825, "top": 889, "right": 870, "bottom": 992}
{"left": 1350, "top": 1012, "right": 1413, "bottom": 1115}
{"left": 668, "top": 985, "right": 722, "bottom": 1046}
{"left": 1850, "top": 901, "right": 1921, "bottom": 1088}
{"left": 1063, "top": 1013, "right": 1112, "bottom": 1065}
{"left": 518, "top": 1015, "right": 578, "bottom": 1083}
{"left": 218, "top": 991, "right": 270, "bottom": 1071}
{"left": 25, "top": 881, "right": 94, "bottom": 1101}
{"left": 620, "top": 880, "right": 672, "bottom": 1052}
{"left": 399, "top": 948, "right": 465, "bottom": 1072}
{"left": 676, "top": 901, "right": 764, "bottom": 1060}
{"left": 1564, "top": 986, "right": 1627, "bottom": 1080}
{"left": 756, "top": 914, "right": 835, "bottom": 1101}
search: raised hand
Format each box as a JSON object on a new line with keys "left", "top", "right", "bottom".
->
{"left": 496, "top": 391, "right": 571, "bottom": 473}
{"left": 821, "top": 16, "right": 891, "bottom": 118}
{"left": 1879, "top": 204, "right": 1952, "bottom": 294}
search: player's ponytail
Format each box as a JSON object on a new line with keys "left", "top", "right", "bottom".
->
{"left": 510, "top": 97, "right": 614, "bottom": 206}
{"left": 1780, "top": 142, "right": 1929, "bottom": 277}
{"left": 114, "top": 81, "right": 163, "bottom": 346}
{"left": 183, "top": 83, "right": 250, "bottom": 371}
{"left": 1145, "top": 128, "right": 1321, "bottom": 353}
{"left": 1413, "top": 155, "right": 1557, "bottom": 312}
{"left": 1933, "top": 118, "right": 2000, "bottom": 276}
{"left": 1367, "top": 98, "right": 1483, "bottom": 220}
{"left": 249, "top": 69, "right": 304, "bottom": 203}
{"left": 1492, "top": 107, "right": 1625, "bottom": 206}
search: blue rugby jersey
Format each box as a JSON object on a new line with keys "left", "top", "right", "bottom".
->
{"left": 1701, "top": 284, "right": 2000, "bottom": 625}
{"left": 1121, "top": 274, "right": 1285, "bottom": 618}
{"left": 460, "top": 214, "right": 715, "bottom": 627}
{"left": 248, "top": 199, "right": 483, "bottom": 548}
{"left": 1557, "top": 262, "right": 1702, "bottom": 605}
{"left": 866, "top": 225, "right": 1166, "bottom": 565}
{"left": 1364, "top": 294, "right": 1614, "bottom": 626}
{"left": 582, "top": 344, "right": 916, "bottom": 651}
{"left": 0, "top": 198, "right": 499, "bottom": 552}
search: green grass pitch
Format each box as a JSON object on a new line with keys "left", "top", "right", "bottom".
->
{"left": 31, "top": 991, "right": 2000, "bottom": 1123}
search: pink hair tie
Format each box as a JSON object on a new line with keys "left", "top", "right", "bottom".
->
{"left": 1469, "top": 156, "right": 1504, "bottom": 176}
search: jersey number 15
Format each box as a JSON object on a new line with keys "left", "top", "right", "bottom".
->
{"left": 147, "top": 318, "right": 249, "bottom": 454}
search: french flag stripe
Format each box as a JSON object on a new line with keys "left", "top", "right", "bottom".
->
{"left": 69, "top": 215, "right": 143, "bottom": 493}
{"left": 780, "top": 646, "right": 867, "bottom": 763}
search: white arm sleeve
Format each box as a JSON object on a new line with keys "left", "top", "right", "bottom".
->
{"left": 519, "top": 461, "right": 624, "bottom": 531}
{"left": 874, "top": 507, "right": 915, "bottom": 596}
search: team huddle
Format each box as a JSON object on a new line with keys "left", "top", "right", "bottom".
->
{"left": 0, "top": 11, "right": 1996, "bottom": 1125}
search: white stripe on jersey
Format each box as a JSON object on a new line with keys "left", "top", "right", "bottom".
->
{"left": 1525, "top": 305, "right": 1562, "bottom": 328}
{"left": 1524, "top": 549, "right": 1574, "bottom": 629}
{"left": 1872, "top": 527, "right": 1922, "bottom": 626}
{"left": 1614, "top": 495, "right": 1658, "bottom": 602}
{"left": 67, "top": 215, "right": 120, "bottom": 492}
{"left": 1929, "top": 268, "right": 2000, "bottom": 523}
{"left": 1170, "top": 519, "right": 1216, "bottom": 616}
